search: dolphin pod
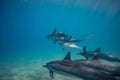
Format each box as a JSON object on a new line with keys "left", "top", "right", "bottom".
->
{"left": 45, "top": 28, "right": 120, "bottom": 80}
{"left": 46, "top": 28, "right": 83, "bottom": 50}
{"left": 43, "top": 52, "right": 118, "bottom": 80}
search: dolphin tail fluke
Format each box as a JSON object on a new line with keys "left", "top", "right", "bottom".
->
{"left": 63, "top": 51, "right": 71, "bottom": 61}
{"left": 79, "top": 47, "right": 83, "bottom": 51}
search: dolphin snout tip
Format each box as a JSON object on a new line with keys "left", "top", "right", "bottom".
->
{"left": 43, "top": 65, "right": 47, "bottom": 67}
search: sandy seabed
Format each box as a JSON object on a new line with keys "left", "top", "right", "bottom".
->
{"left": 0, "top": 58, "right": 83, "bottom": 80}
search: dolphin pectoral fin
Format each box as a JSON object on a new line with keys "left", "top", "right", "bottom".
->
{"left": 63, "top": 51, "right": 71, "bottom": 61}
{"left": 49, "top": 70, "right": 54, "bottom": 78}
{"left": 95, "top": 48, "right": 101, "bottom": 53}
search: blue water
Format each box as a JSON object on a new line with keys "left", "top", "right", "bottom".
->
{"left": 0, "top": 0, "right": 120, "bottom": 80}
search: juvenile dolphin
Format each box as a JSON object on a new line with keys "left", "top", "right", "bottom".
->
{"left": 74, "top": 53, "right": 120, "bottom": 76}
{"left": 58, "top": 42, "right": 83, "bottom": 50}
{"left": 46, "top": 28, "right": 69, "bottom": 40}
{"left": 43, "top": 52, "right": 117, "bottom": 80}
{"left": 77, "top": 46, "right": 120, "bottom": 62}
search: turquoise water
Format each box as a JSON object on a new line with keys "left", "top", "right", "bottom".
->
{"left": 0, "top": 0, "right": 120, "bottom": 80}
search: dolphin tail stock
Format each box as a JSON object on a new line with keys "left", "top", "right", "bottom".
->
{"left": 82, "top": 46, "right": 89, "bottom": 60}
{"left": 78, "top": 46, "right": 84, "bottom": 51}
{"left": 76, "top": 48, "right": 83, "bottom": 55}
{"left": 76, "top": 46, "right": 88, "bottom": 59}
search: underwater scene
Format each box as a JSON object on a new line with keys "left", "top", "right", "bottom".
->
{"left": 1, "top": 0, "right": 120, "bottom": 80}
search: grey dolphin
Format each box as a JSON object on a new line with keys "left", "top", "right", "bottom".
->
{"left": 74, "top": 53, "right": 120, "bottom": 76}
{"left": 46, "top": 28, "right": 69, "bottom": 40}
{"left": 53, "top": 36, "right": 82, "bottom": 44}
{"left": 57, "top": 42, "right": 83, "bottom": 51}
{"left": 43, "top": 52, "right": 117, "bottom": 80}
{"left": 77, "top": 46, "right": 120, "bottom": 62}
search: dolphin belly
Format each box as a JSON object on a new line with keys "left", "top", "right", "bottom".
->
{"left": 62, "top": 43, "right": 82, "bottom": 50}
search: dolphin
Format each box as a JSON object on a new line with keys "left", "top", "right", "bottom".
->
{"left": 53, "top": 36, "right": 82, "bottom": 44}
{"left": 43, "top": 52, "right": 117, "bottom": 80}
{"left": 57, "top": 42, "right": 83, "bottom": 50}
{"left": 74, "top": 52, "right": 120, "bottom": 76}
{"left": 77, "top": 46, "right": 120, "bottom": 62}
{"left": 46, "top": 28, "right": 69, "bottom": 40}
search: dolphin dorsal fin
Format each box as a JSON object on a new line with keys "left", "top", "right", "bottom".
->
{"left": 83, "top": 46, "right": 87, "bottom": 53}
{"left": 92, "top": 53, "right": 99, "bottom": 60}
{"left": 95, "top": 48, "right": 101, "bottom": 52}
{"left": 52, "top": 28, "right": 56, "bottom": 33}
{"left": 63, "top": 51, "right": 71, "bottom": 61}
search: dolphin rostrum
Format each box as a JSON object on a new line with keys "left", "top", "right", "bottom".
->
{"left": 43, "top": 52, "right": 117, "bottom": 80}
{"left": 77, "top": 46, "right": 120, "bottom": 62}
